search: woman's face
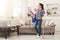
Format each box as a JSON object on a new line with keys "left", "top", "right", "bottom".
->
{"left": 37, "top": 4, "right": 42, "bottom": 10}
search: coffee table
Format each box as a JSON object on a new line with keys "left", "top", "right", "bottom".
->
{"left": 0, "top": 25, "right": 20, "bottom": 39}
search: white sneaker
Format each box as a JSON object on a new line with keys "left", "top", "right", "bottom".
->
{"left": 37, "top": 35, "right": 43, "bottom": 38}
{"left": 36, "top": 33, "right": 39, "bottom": 37}
{"left": 37, "top": 33, "right": 42, "bottom": 37}
{"left": 37, "top": 35, "right": 40, "bottom": 37}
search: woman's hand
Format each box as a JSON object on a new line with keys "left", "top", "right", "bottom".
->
{"left": 28, "top": 14, "right": 31, "bottom": 16}
{"left": 31, "top": 13, "right": 35, "bottom": 16}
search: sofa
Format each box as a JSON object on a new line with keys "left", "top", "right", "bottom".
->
{"left": 19, "top": 19, "right": 56, "bottom": 35}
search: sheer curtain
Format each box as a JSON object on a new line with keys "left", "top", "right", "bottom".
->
{"left": 12, "top": 0, "right": 27, "bottom": 25}
{"left": 12, "top": 0, "right": 26, "bottom": 17}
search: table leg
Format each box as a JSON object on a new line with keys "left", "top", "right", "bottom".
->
{"left": 4, "top": 28, "right": 8, "bottom": 39}
{"left": 4, "top": 28, "right": 10, "bottom": 39}
{"left": 16, "top": 26, "right": 19, "bottom": 35}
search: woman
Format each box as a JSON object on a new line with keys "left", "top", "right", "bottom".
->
{"left": 35, "top": 3, "right": 45, "bottom": 36}
{"left": 28, "top": 3, "right": 45, "bottom": 36}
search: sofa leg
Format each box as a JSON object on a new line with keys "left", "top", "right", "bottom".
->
{"left": 52, "top": 33, "right": 54, "bottom": 35}
{"left": 5, "top": 36, "right": 7, "bottom": 39}
{"left": 49, "top": 33, "right": 51, "bottom": 35}
{"left": 16, "top": 25, "right": 20, "bottom": 35}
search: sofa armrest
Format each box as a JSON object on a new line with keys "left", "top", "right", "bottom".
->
{"left": 48, "top": 24, "right": 56, "bottom": 27}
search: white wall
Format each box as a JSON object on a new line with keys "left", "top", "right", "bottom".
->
{"left": 0, "top": 0, "right": 13, "bottom": 17}
{"left": 5, "top": 0, "right": 13, "bottom": 17}
{"left": 0, "top": 0, "right": 6, "bottom": 17}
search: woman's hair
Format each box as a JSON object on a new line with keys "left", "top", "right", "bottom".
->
{"left": 39, "top": 3, "right": 44, "bottom": 10}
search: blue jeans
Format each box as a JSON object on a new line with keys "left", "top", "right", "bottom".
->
{"left": 35, "top": 19, "right": 42, "bottom": 36}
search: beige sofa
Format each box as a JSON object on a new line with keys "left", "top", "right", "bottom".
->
{"left": 19, "top": 19, "right": 56, "bottom": 35}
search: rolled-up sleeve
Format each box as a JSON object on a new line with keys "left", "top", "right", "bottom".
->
{"left": 41, "top": 10, "right": 45, "bottom": 17}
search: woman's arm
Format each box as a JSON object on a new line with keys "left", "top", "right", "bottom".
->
{"left": 41, "top": 10, "right": 45, "bottom": 17}
{"left": 28, "top": 9, "right": 36, "bottom": 16}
